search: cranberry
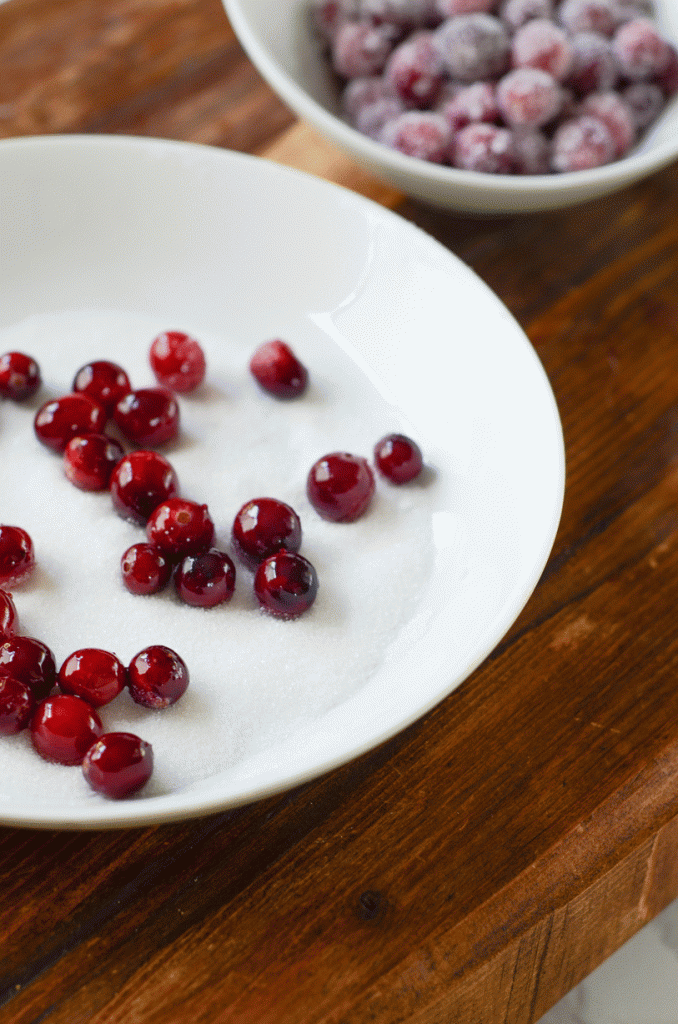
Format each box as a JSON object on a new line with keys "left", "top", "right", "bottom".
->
{"left": 452, "top": 123, "right": 517, "bottom": 173}
{"left": 30, "top": 694, "right": 103, "bottom": 765}
{"left": 579, "top": 91, "right": 636, "bottom": 156}
{"left": 0, "top": 526, "right": 35, "bottom": 587}
{"left": 249, "top": 340, "right": 309, "bottom": 399}
{"left": 0, "top": 591, "right": 18, "bottom": 637}
{"left": 307, "top": 452, "right": 375, "bottom": 522}
{"left": 511, "top": 18, "right": 573, "bottom": 80}
{"left": 331, "top": 20, "right": 396, "bottom": 78}
{"left": 500, "top": 0, "right": 554, "bottom": 32}
{"left": 559, "top": 0, "right": 617, "bottom": 36}
{"left": 434, "top": 14, "right": 510, "bottom": 82}
{"left": 113, "top": 388, "right": 179, "bottom": 447}
{"left": 127, "top": 645, "right": 189, "bottom": 709}
{"left": 512, "top": 128, "right": 551, "bottom": 173}
{"left": 146, "top": 498, "right": 214, "bottom": 560}
{"left": 34, "top": 393, "right": 107, "bottom": 453}
{"left": 0, "top": 676, "right": 35, "bottom": 735}
{"left": 622, "top": 82, "right": 665, "bottom": 129}
{"left": 496, "top": 67, "right": 562, "bottom": 128}
{"left": 374, "top": 433, "right": 424, "bottom": 483}
{"left": 439, "top": 82, "right": 499, "bottom": 133}
{"left": 254, "top": 551, "right": 319, "bottom": 619}
{"left": 174, "top": 549, "right": 236, "bottom": 607}
{"left": 121, "top": 543, "right": 172, "bottom": 595}
{"left": 613, "top": 16, "right": 672, "bottom": 80}
{"left": 149, "top": 331, "right": 206, "bottom": 393}
{"left": 82, "top": 732, "right": 154, "bottom": 799}
{"left": 566, "top": 31, "right": 619, "bottom": 95}
{"left": 110, "top": 450, "right": 179, "bottom": 525}
{"left": 232, "top": 497, "right": 302, "bottom": 570}
{"left": 380, "top": 111, "right": 451, "bottom": 162}
{"left": 343, "top": 75, "right": 394, "bottom": 121}
{"left": 0, "top": 636, "right": 57, "bottom": 700}
{"left": 58, "top": 648, "right": 128, "bottom": 708}
{"left": 0, "top": 352, "right": 41, "bottom": 401}
{"left": 384, "top": 31, "right": 444, "bottom": 108}
{"left": 357, "top": 96, "right": 407, "bottom": 138}
{"left": 551, "top": 114, "right": 615, "bottom": 170}
{"left": 72, "top": 360, "right": 131, "bottom": 415}
{"left": 63, "top": 433, "right": 124, "bottom": 491}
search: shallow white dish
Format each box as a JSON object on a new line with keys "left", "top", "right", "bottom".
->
{"left": 0, "top": 135, "right": 564, "bottom": 828}
{"left": 224, "top": 0, "right": 678, "bottom": 214}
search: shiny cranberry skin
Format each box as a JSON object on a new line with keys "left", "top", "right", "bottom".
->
{"left": 146, "top": 498, "right": 214, "bottom": 559}
{"left": 121, "top": 543, "right": 172, "bottom": 595}
{"left": 374, "top": 433, "right": 423, "bottom": 483}
{"left": 82, "top": 732, "right": 154, "bottom": 799}
{"left": 174, "top": 549, "right": 236, "bottom": 607}
{"left": 34, "top": 393, "right": 107, "bottom": 453}
{"left": 0, "top": 352, "right": 41, "bottom": 401}
{"left": 113, "top": 387, "right": 179, "bottom": 447}
{"left": 250, "top": 340, "right": 308, "bottom": 399}
{"left": 0, "top": 591, "right": 18, "bottom": 637}
{"left": 128, "top": 645, "right": 189, "bottom": 709}
{"left": 0, "top": 676, "right": 35, "bottom": 735}
{"left": 307, "top": 452, "right": 375, "bottom": 522}
{"left": 254, "top": 551, "right": 319, "bottom": 619}
{"left": 232, "top": 497, "right": 302, "bottom": 570}
{"left": 64, "top": 433, "right": 124, "bottom": 491}
{"left": 149, "top": 331, "right": 206, "bottom": 393}
{"left": 72, "top": 360, "right": 131, "bottom": 415}
{"left": 30, "top": 694, "right": 103, "bottom": 765}
{"left": 110, "top": 450, "right": 179, "bottom": 525}
{"left": 58, "top": 648, "right": 128, "bottom": 708}
{"left": 0, "top": 636, "right": 57, "bottom": 700}
{"left": 0, "top": 525, "right": 35, "bottom": 587}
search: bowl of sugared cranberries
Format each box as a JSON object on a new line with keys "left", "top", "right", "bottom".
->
{"left": 224, "top": 0, "right": 678, "bottom": 211}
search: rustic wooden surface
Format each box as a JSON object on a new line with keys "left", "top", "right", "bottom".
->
{"left": 2, "top": 1, "right": 678, "bottom": 1021}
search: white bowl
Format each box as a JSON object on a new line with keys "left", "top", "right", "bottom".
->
{"left": 224, "top": 0, "right": 678, "bottom": 214}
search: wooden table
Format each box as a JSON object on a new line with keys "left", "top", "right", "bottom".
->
{"left": 2, "top": 1, "right": 678, "bottom": 1021}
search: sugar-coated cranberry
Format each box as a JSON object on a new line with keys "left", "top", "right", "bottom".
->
{"left": 439, "top": 81, "right": 499, "bottom": 133}
{"left": 657, "top": 45, "right": 678, "bottom": 96}
{"left": 343, "top": 75, "right": 393, "bottom": 120}
{"left": 613, "top": 16, "right": 671, "bottom": 80}
{"left": 0, "top": 676, "right": 35, "bottom": 735}
{"left": 254, "top": 551, "right": 319, "bottom": 619}
{"left": 384, "top": 31, "right": 444, "bottom": 107}
{"left": 58, "top": 648, "right": 128, "bottom": 708}
{"left": 380, "top": 111, "right": 451, "bottom": 161}
{"left": 511, "top": 18, "right": 573, "bottom": 80}
{"left": 127, "top": 645, "right": 189, "bottom": 709}
{"left": 559, "top": 0, "right": 617, "bottom": 36}
{"left": 72, "top": 360, "right": 131, "bottom": 415}
{"left": 500, "top": 0, "right": 553, "bottom": 32}
{"left": 313, "top": 0, "right": 360, "bottom": 43}
{"left": 30, "top": 694, "right": 103, "bottom": 765}
{"left": 121, "top": 543, "right": 172, "bottom": 595}
{"left": 174, "top": 549, "right": 236, "bottom": 607}
{"left": 551, "top": 114, "right": 615, "bottom": 170}
{"left": 0, "top": 591, "right": 18, "bottom": 638}
{"left": 64, "top": 433, "right": 124, "bottom": 491}
{"left": 232, "top": 497, "right": 302, "bottom": 570}
{"left": 113, "top": 388, "right": 179, "bottom": 447}
{"left": 149, "top": 331, "right": 207, "bottom": 393}
{"left": 34, "top": 393, "right": 107, "bottom": 453}
{"left": 82, "top": 732, "right": 154, "bottom": 799}
{"left": 307, "top": 452, "right": 375, "bottom": 522}
{"left": 579, "top": 90, "right": 636, "bottom": 155}
{"left": 110, "top": 450, "right": 179, "bottom": 525}
{"left": 0, "top": 352, "right": 41, "bottom": 401}
{"left": 146, "top": 498, "right": 215, "bottom": 559}
{"left": 374, "top": 433, "right": 424, "bottom": 483}
{"left": 332, "top": 20, "right": 397, "bottom": 78}
{"left": 249, "top": 340, "right": 309, "bottom": 399}
{"left": 566, "top": 31, "right": 619, "bottom": 94}
{"left": 0, "top": 526, "right": 35, "bottom": 587}
{"left": 0, "top": 636, "right": 57, "bottom": 700}
{"left": 452, "top": 122, "right": 517, "bottom": 172}
{"left": 622, "top": 81, "right": 665, "bottom": 128}
{"left": 356, "top": 95, "right": 407, "bottom": 137}
{"left": 497, "top": 67, "right": 562, "bottom": 128}
{"left": 434, "top": 14, "right": 510, "bottom": 82}
{"left": 365, "top": 0, "right": 438, "bottom": 26}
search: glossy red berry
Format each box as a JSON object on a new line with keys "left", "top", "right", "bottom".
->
{"left": 254, "top": 551, "right": 319, "bottom": 619}
{"left": 232, "top": 497, "right": 302, "bottom": 570}
{"left": 121, "top": 543, "right": 172, "bottom": 595}
{"left": 149, "top": 331, "right": 206, "bottom": 393}
{"left": 249, "top": 340, "right": 308, "bottom": 398}
{"left": 110, "top": 450, "right": 179, "bottom": 525}
{"left": 30, "top": 694, "right": 103, "bottom": 765}
{"left": 82, "top": 732, "right": 154, "bottom": 799}
{"left": 113, "top": 387, "right": 179, "bottom": 447}
{"left": 0, "top": 636, "right": 57, "bottom": 700}
{"left": 373, "top": 433, "right": 423, "bottom": 483}
{"left": 146, "top": 498, "right": 214, "bottom": 559}
{"left": 127, "top": 645, "right": 189, "bottom": 709}
{"left": 58, "top": 648, "right": 128, "bottom": 708}
{"left": 0, "top": 352, "right": 41, "bottom": 401}
{"left": 0, "top": 591, "right": 18, "bottom": 637}
{"left": 0, "top": 525, "right": 35, "bottom": 587}
{"left": 307, "top": 452, "right": 375, "bottom": 522}
{"left": 34, "top": 393, "right": 107, "bottom": 453}
{"left": 0, "top": 676, "right": 35, "bottom": 735}
{"left": 64, "top": 433, "right": 124, "bottom": 491}
{"left": 174, "top": 549, "right": 236, "bottom": 607}
{"left": 72, "top": 360, "right": 131, "bottom": 415}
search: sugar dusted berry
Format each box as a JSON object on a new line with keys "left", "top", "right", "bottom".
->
{"left": 34, "top": 393, "right": 107, "bottom": 453}
{"left": 452, "top": 122, "right": 516, "bottom": 172}
{"left": 500, "top": 0, "right": 553, "bottom": 32}
{"left": 0, "top": 526, "right": 35, "bottom": 587}
{"left": 579, "top": 90, "right": 636, "bottom": 155}
{"left": 64, "top": 433, "right": 124, "bottom": 491}
{"left": 439, "top": 81, "right": 499, "bottom": 132}
{"left": 174, "top": 549, "right": 236, "bottom": 608}
{"left": 511, "top": 128, "right": 551, "bottom": 172}
{"left": 380, "top": 111, "right": 451, "bottom": 161}
{"left": 128, "top": 645, "right": 189, "bottom": 709}
{"left": 566, "top": 31, "right": 619, "bottom": 94}
{"left": 356, "top": 95, "right": 407, "bottom": 137}
{"left": 82, "top": 732, "right": 154, "bottom": 799}
{"left": 146, "top": 498, "right": 214, "bottom": 559}
{"left": 511, "top": 18, "right": 574, "bottom": 79}
{"left": 434, "top": 14, "right": 510, "bottom": 82}
{"left": 114, "top": 387, "right": 179, "bottom": 447}
{"left": 0, "top": 636, "right": 57, "bottom": 700}
{"left": 559, "top": 0, "right": 617, "bottom": 36}
{"left": 374, "top": 433, "right": 424, "bottom": 483}
{"left": 110, "top": 450, "right": 179, "bottom": 525}
{"left": 72, "top": 360, "right": 131, "bottom": 415}
{"left": 551, "top": 114, "right": 616, "bottom": 170}
{"left": 0, "top": 677, "right": 35, "bottom": 735}
{"left": 384, "top": 31, "right": 444, "bottom": 107}
{"left": 307, "top": 451, "right": 375, "bottom": 522}
{"left": 0, "top": 352, "right": 41, "bottom": 401}
{"left": 58, "top": 648, "right": 128, "bottom": 708}
{"left": 254, "top": 551, "right": 319, "bottom": 619}
{"left": 121, "top": 543, "right": 173, "bottom": 595}
{"left": 250, "top": 340, "right": 308, "bottom": 399}
{"left": 0, "top": 591, "right": 18, "bottom": 638}
{"left": 332, "top": 20, "right": 396, "bottom": 78}
{"left": 31, "top": 694, "right": 103, "bottom": 765}
{"left": 149, "top": 331, "right": 206, "bottom": 393}
{"left": 232, "top": 497, "right": 302, "bottom": 570}
{"left": 622, "top": 81, "right": 665, "bottom": 128}
{"left": 497, "top": 67, "right": 562, "bottom": 128}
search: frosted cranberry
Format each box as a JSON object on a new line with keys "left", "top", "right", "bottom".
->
{"left": 374, "top": 433, "right": 423, "bottom": 483}
{"left": 149, "top": 331, "right": 206, "bottom": 393}
{"left": 511, "top": 128, "right": 551, "bottom": 172}
{"left": 58, "top": 648, "right": 127, "bottom": 708}
{"left": 579, "top": 90, "right": 636, "bottom": 155}
{"left": 31, "top": 694, "right": 103, "bottom": 765}
{"left": 343, "top": 75, "right": 393, "bottom": 120}
{"left": 114, "top": 388, "right": 179, "bottom": 447}
{"left": 174, "top": 549, "right": 236, "bottom": 607}
{"left": 512, "top": 19, "right": 574, "bottom": 80}
{"left": 497, "top": 68, "right": 562, "bottom": 128}
{"left": 559, "top": 0, "right": 617, "bottom": 36}
{"left": 452, "top": 122, "right": 517, "bottom": 172}
{"left": 34, "top": 393, "right": 107, "bottom": 453}
{"left": 357, "top": 95, "right": 407, "bottom": 137}
{"left": 622, "top": 81, "right": 665, "bottom": 127}
{"left": 72, "top": 360, "right": 131, "bottom": 415}
{"left": 551, "top": 114, "right": 616, "bottom": 170}
{"left": 307, "top": 452, "right": 375, "bottom": 522}
{"left": 110, "top": 450, "right": 179, "bottom": 525}
{"left": 384, "top": 31, "right": 444, "bottom": 107}
{"left": 566, "top": 31, "right": 619, "bottom": 94}
{"left": 434, "top": 15, "right": 510, "bottom": 82}
{"left": 0, "top": 591, "right": 18, "bottom": 638}
{"left": 146, "top": 498, "right": 214, "bottom": 559}
{"left": 232, "top": 497, "right": 302, "bottom": 570}
{"left": 380, "top": 111, "right": 451, "bottom": 162}
{"left": 254, "top": 552, "right": 319, "bottom": 619}
{"left": 0, "top": 636, "right": 57, "bottom": 700}
{"left": 0, "top": 352, "right": 41, "bottom": 401}
{"left": 249, "top": 340, "right": 308, "bottom": 399}
{"left": 312, "top": 0, "right": 360, "bottom": 43}
{"left": 439, "top": 81, "right": 499, "bottom": 132}
{"left": 500, "top": 0, "right": 553, "bottom": 32}
{"left": 657, "top": 45, "right": 678, "bottom": 96}
{"left": 121, "top": 543, "right": 172, "bottom": 595}
{"left": 613, "top": 17, "right": 671, "bottom": 80}
{"left": 128, "top": 645, "right": 189, "bottom": 709}
{"left": 332, "top": 20, "right": 396, "bottom": 78}
{"left": 64, "top": 433, "right": 124, "bottom": 491}
{"left": 436, "top": 0, "right": 495, "bottom": 13}
{"left": 82, "top": 732, "right": 154, "bottom": 799}
{"left": 0, "top": 677, "right": 35, "bottom": 735}
{"left": 0, "top": 526, "right": 35, "bottom": 587}
{"left": 363, "top": 0, "right": 438, "bottom": 27}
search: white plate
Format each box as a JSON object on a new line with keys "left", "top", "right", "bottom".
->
{"left": 0, "top": 135, "right": 564, "bottom": 828}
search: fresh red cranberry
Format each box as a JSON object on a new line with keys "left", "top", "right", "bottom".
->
{"left": 374, "top": 433, "right": 423, "bottom": 483}
{"left": 0, "top": 636, "right": 57, "bottom": 700}
{"left": 0, "top": 526, "right": 35, "bottom": 586}
{"left": 30, "top": 694, "right": 103, "bottom": 765}
{"left": 0, "top": 676, "right": 35, "bottom": 735}
{"left": 34, "top": 393, "right": 107, "bottom": 453}
{"left": 127, "top": 645, "right": 189, "bottom": 709}
{"left": 82, "top": 732, "right": 154, "bottom": 799}
{"left": 232, "top": 497, "right": 302, "bottom": 570}
{"left": 146, "top": 498, "right": 214, "bottom": 559}
{"left": 307, "top": 452, "right": 375, "bottom": 522}
{"left": 110, "top": 450, "right": 179, "bottom": 525}
{"left": 0, "top": 591, "right": 18, "bottom": 637}
{"left": 149, "top": 331, "right": 206, "bottom": 393}
{"left": 72, "top": 360, "right": 131, "bottom": 415}
{"left": 63, "top": 433, "right": 124, "bottom": 491}
{"left": 254, "top": 551, "right": 319, "bottom": 619}
{"left": 121, "top": 543, "right": 172, "bottom": 595}
{"left": 113, "top": 388, "right": 179, "bottom": 447}
{"left": 249, "top": 340, "right": 309, "bottom": 399}
{"left": 174, "top": 549, "right": 236, "bottom": 607}
{"left": 58, "top": 648, "right": 128, "bottom": 708}
{"left": 0, "top": 352, "right": 41, "bottom": 401}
